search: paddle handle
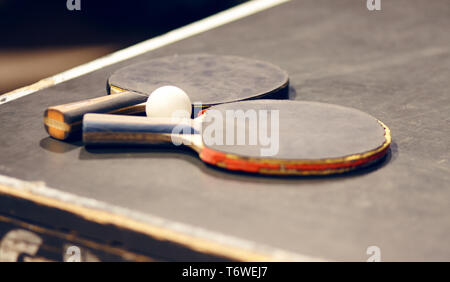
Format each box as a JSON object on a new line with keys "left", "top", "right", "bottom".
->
{"left": 83, "top": 113, "right": 198, "bottom": 146}
{"left": 43, "top": 92, "right": 147, "bottom": 140}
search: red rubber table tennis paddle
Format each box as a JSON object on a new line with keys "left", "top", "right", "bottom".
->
{"left": 82, "top": 100, "right": 391, "bottom": 176}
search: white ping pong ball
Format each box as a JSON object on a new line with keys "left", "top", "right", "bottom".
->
{"left": 146, "top": 86, "right": 192, "bottom": 119}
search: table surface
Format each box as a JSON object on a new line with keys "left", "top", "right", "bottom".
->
{"left": 1, "top": 0, "right": 449, "bottom": 261}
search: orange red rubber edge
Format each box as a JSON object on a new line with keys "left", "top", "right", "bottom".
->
{"left": 200, "top": 145, "right": 389, "bottom": 175}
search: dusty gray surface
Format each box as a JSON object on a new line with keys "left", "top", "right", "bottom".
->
{"left": 0, "top": 0, "right": 449, "bottom": 261}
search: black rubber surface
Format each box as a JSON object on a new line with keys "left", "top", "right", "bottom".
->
{"left": 204, "top": 100, "right": 386, "bottom": 160}
{"left": 108, "top": 54, "right": 289, "bottom": 105}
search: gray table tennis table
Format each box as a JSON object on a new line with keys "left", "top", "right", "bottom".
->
{"left": 0, "top": 0, "right": 449, "bottom": 261}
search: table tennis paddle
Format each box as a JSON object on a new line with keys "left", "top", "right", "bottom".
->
{"left": 44, "top": 54, "right": 289, "bottom": 140}
{"left": 82, "top": 100, "right": 391, "bottom": 175}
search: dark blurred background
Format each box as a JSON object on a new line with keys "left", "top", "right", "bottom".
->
{"left": 0, "top": 0, "right": 246, "bottom": 94}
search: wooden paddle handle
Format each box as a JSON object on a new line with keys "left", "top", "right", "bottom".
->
{"left": 43, "top": 92, "right": 147, "bottom": 140}
{"left": 83, "top": 113, "right": 198, "bottom": 146}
